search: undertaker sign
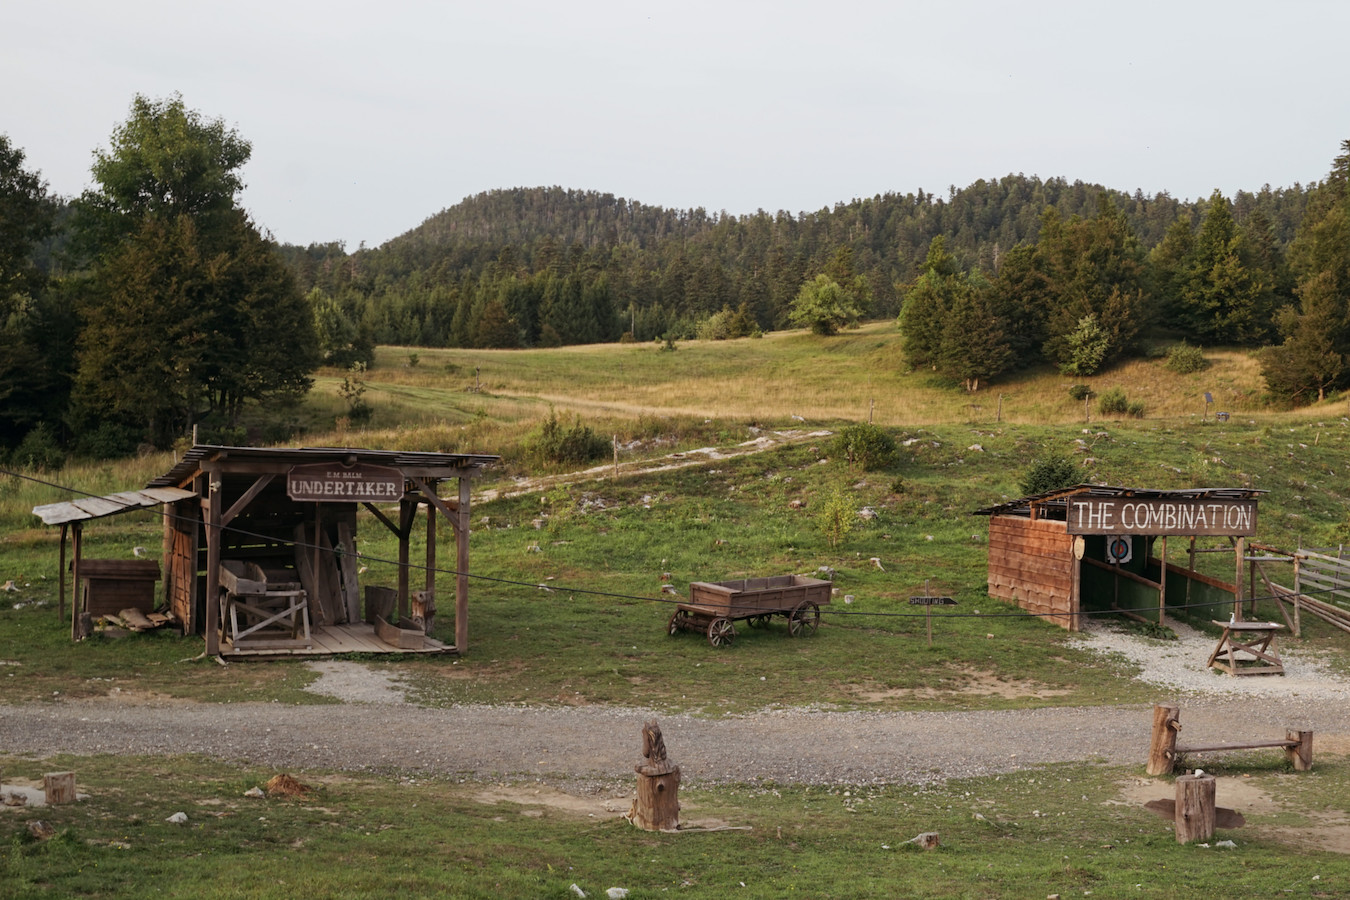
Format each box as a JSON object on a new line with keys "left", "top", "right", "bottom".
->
{"left": 287, "top": 462, "right": 404, "bottom": 503}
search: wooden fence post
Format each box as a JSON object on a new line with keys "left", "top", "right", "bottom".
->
{"left": 1147, "top": 704, "right": 1181, "bottom": 776}
{"left": 1174, "top": 774, "right": 1216, "bottom": 844}
{"left": 1286, "top": 730, "right": 1314, "bottom": 771}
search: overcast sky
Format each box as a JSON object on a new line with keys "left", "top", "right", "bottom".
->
{"left": 5, "top": 1, "right": 1347, "bottom": 249}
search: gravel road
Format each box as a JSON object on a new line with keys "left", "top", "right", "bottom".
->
{"left": 4, "top": 622, "right": 1349, "bottom": 789}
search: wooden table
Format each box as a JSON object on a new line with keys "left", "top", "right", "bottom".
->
{"left": 1207, "top": 621, "right": 1285, "bottom": 676}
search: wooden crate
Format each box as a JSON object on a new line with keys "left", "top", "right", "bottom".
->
{"left": 76, "top": 559, "right": 161, "bottom": 617}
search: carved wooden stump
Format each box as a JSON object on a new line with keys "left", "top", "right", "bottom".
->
{"left": 1174, "top": 773, "right": 1216, "bottom": 844}
{"left": 628, "top": 719, "right": 681, "bottom": 831}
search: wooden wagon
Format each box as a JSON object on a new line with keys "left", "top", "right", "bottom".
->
{"left": 667, "top": 575, "right": 831, "bottom": 647}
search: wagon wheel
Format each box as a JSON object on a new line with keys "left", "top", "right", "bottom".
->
{"left": 706, "top": 617, "right": 736, "bottom": 648}
{"left": 745, "top": 614, "right": 772, "bottom": 629}
{"left": 787, "top": 601, "right": 820, "bottom": 637}
{"left": 668, "top": 609, "right": 691, "bottom": 636}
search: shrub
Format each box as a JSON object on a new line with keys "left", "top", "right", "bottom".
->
{"left": 817, "top": 488, "right": 856, "bottom": 549}
{"left": 1098, "top": 386, "right": 1129, "bottom": 416}
{"left": 1058, "top": 314, "right": 1111, "bottom": 376}
{"left": 12, "top": 423, "right": 66, "bottom": 471}
{"left": 528, "top": 409, "right": 610, "bottom": 467}
{"left": 1019, "top": 453, "right": 1079, "bottom": 496}
{"left": 1126, "top": 400, "right": 1146, "bottom": 418}
{"left": 833, "top": 423, "right": 898, "bottom": 471}
{"left": 1068, "top": 384, "right": 1094, "bottom": 402}
{"left": 1166, "top": 342, "right": 1208, "bottom": 374}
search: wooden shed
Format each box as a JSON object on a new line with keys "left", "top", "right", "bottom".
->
{"left": 974, "top": 485, "right": 1265, "bottom": 631}
{"left": 144, "top": 444, "right": 499, "bottom": 657}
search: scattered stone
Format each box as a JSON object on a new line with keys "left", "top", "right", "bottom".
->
{"left": 243, "top": 787, "right": 265, "bottom": 798}
{"left": 967, "top": 444, "right": 984, "bottom": 452}
{"left": 1, "top": 581, "right": 17, "bottom": 592}
{"left": 166, "top": 812, "right": 188, "bottom": 824}
{"left": 788, "top": 500, "right": 805, "bottom": 509}
{"left": 844, "top": 595, "right": 855, "bottom": 604}
{"left": 27, "top": 820, "right": 55, "bottom": 840}
{"left": 905, "top": 831, "right": 939, "bottom": 850}
{"left": 570, "top": 885, "right": 587, "bottom": 898}
{"left": 606, "top": 889, "right": 629, "bottom": 900}
{"left": 870, "top": 557, "right": 884, "bottom": 570}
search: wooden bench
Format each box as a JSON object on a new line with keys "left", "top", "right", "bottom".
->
{"left": 1147, "top": 703, "right": 1312, "bottom": 775}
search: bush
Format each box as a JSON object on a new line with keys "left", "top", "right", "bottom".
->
{"left": 832, "top": 423, "right": 898, "bottom": 471}
{"left": 817, "top": 488, "right": 856, "bottom": 549}
{"left": 1068, "top": 384, "right": 1094, "bottom": 402}
{"left": 1166, "top": 342, "right": 1208, "bottom": 374}
{"left": 1019, "top": 453, "right": 1079, "bottom": 496}
{"left": 1098, "top": 387, "right": 1130, "bottom": 416}
{"left": 1126, "top": 400, "right": 1146, "bottom": 418}
{"left": 529, "top": 409, "right": 610, "bottom": 467}
{"left": 12, "top": 423, "right": 66, "bottom": 471}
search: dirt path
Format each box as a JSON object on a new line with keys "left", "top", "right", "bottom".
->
{"left": 477, "top": 428, "right": 832, "bottom": 502}
{"left": 3, "top": 690, "right": 1348, "bottom": 792}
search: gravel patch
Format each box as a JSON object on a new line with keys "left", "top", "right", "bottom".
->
{"left": 4, "top": 628, "right": 1350, "bottom": 791}
{"left": 305, "top": 660, "right": 407, "bottom": 705}
{"left": 1069, "top": 616, "right": 1350, "bottom": 702}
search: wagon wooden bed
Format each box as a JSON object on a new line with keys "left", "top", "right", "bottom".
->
{"left": 667, "top": 575, "right": 831, "bottom": 647}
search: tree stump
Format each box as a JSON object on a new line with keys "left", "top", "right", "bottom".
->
{"left": 627, "top": 719, "right": 681, "bottom": 832}
{"left": 1174, "top": 773, "right": 1216, "bottom": 844}
{"left": 1147, "top": 704, "right": 1181, "bottom": 776}
{"left": 43, "top": 772, "right": 76, "bottom": 805}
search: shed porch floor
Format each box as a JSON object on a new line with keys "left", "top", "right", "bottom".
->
{"left": 219, "top": 622, "right": 454, "bottom": 659}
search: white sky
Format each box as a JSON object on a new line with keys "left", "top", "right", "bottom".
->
{"left": 5, "top": 1, "right": 1347, "bottom": 249}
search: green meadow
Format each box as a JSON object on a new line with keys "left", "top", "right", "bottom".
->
{"left": 3, "top": 324, "right": 1350, "bottom": 896}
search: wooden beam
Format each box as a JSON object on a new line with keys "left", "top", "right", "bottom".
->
{"left": 221, "top": 474, "right": 274, "bottom": 527}
{"left": 204, "top": 481, "right": 223, "bottom": 656}
{"left": 70, "top": 523, "right": 82, "bottom": 640}
{"left": 409, "top": 476, "right": 460, "bottom": 533}
{"left": 362, "top": 501, "right": 401, "bottom": 537}
{"left": 456, "top": 475, "right": 471, "bottom": 652}
{"left": 1083, "top": 556, "right": 1163, "bottom": 589}
{"left": 398, "top": 498, "right": 414, "bottom": 619}
{"left": 58, "top": 523, "right": 67, "bottom": 624}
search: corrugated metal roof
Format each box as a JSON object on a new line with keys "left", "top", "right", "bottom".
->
{"left": 32, "top": 487, "right": 197, "bottom": 526}
{"left": 973, "top": 483, "right": 1266, "bottom": 518}
{"left": 147, "top": 444, "right": 501, "bottom": 488}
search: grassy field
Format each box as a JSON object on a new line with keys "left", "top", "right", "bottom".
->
{"left": 4, "top": 324, "right": 1350, "bottom": 895}
{"left": 3, "top": 751, "right": 1349, "bottom": 899}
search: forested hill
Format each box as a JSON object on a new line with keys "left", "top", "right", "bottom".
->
{"left": 276, "top": 173, "right": 1316, "bottom": 350}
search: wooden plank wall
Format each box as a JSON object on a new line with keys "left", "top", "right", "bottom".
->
{"left": 167, "top": 498, "right": 198, "bottom": 631}
{"left": 987, "top": 515, "right": 1076, "bottom": 629}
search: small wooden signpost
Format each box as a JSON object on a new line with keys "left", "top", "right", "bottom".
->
{"left": 909, "top": 592, "right": 956, "bottom": 646}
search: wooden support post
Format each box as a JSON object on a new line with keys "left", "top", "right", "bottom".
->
{"left": 1293, "top": 555, "right": 1302, "bottom": 638}
{"left": 425, "top": 499, "right": 436, "bottom": 601}
{"left": 70, "top": 523, "right": 83, "bottom": 640}
{"left": 1234, "top": 536, "right": 1246, "bottom": 622}
{"left": 1159, "top": 536, "right": 1167, "bottom": 626}
{"left": 43, "top": 771, "right": 76, "bottom": 805}
{"left": 1174, "top": 774, "right": 1216, "bottom": 844}
{"left": 1285, "top": 730, "right": 1314, "bottom": 771}
{"left": 456, "top": 475, "right": 471, "bottom": 652}
{"left": 397, "top": 498, "right": 414, "bottom": 620}
{"left": 1147, "top": 704, "right": 1182, "bottom": 775}
{"left": 58, "top": 523, "right": 67, "bottom": 623}
{"left": 204, "top": 480, "right": 222, "bottom": 656}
